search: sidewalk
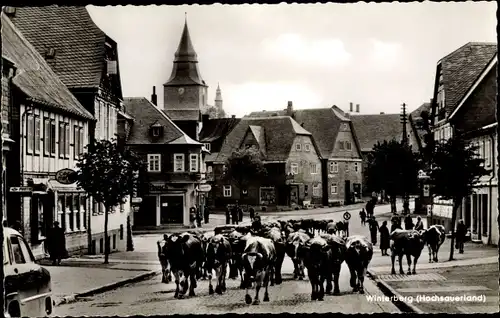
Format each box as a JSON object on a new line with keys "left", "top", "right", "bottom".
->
{"left": 367, "top": 241, "right": 498, "bottom": 313}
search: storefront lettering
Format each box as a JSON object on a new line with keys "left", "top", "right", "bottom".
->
{"left": 149, "top": 183, "right": 168, "bottom": 192}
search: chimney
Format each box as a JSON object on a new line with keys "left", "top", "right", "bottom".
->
{"left": 151, "top": 86, "right": 157, "bottom": 106}
{"left": 356, "top": 104, "right": 360, "bottom": 113}
{"left": 232, "top": 115, "right": 236, "bottom": 118}
{"left": 349, "top": 102, "right": 353, "bottom": 112}
{"left": 380, "top": 112, "right": 385, "bottom": 114}
{"left": 287, "top": 101, "right": 293, "bottom": 116}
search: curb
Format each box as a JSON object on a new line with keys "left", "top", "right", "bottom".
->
{"left": 367, "top": 269, "right": 424, "bottom": 314}
{"left": 54, "top": 270, "right": 160, "bottom": 307}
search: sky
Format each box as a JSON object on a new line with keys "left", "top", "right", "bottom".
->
{"left": 87, "top": 2, "right": 497, "bottom": 118}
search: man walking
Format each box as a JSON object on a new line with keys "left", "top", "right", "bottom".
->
{"left": 456, "top": 219, "right": 466, "bottom": 254}
{"left": 368, "top": 217, "right": 379, "bottom": 245}
{"left": 359, "top": 209, "right": 367, "bottom": 226}
{"left": 404, "top": 214, "right": 414, "bottom": 230}
{"left": 46, "top": 222, "right": 67, "bottom": 265}
{"left": 204, "top": 205, "right": 210, "bottom": 224}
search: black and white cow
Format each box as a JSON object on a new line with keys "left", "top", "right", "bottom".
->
{"left": 157, "top": 234, "right": 172, "bottom": 283}
{"left": 166, "top": 232, "right": 205, "bottom": 299}
{"left": 345, "top": 235, "right": 373, "bottom": 294}
{"left": 205, "top": 234, "right": 232, "bottom": 295}
{"left": 262, "top": 226, "right": 286, "bottom": 285}
{"left": 241, "top": 234, "right": 277, "bottom": 305}
{"left": 320, "top": 233, "right": 347, "bottom": 295}
{"left": 301, "top": 236, "right": 331, "bottom": 301}
{"left": 286, "top": 231, "right": 310, "bottom": 280}
{"left": 422, "top": 225, "right": 446, "bottom": 263}
{"left": 390, "top": 229, "right": 426, "bottom": 275}
{"left": 200, "top": 231, "right": 215, "bottom": 280}
{"left": 225, "top": 230, "right": 246, "bottom": 288}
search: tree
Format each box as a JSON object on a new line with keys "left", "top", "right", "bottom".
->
{"left": 223, "top": 148, "right": 267, "bottom": 203}
{"left": 76, "top": 139, "right": 144, "bottom": 264}
{"left": 429, "top": 136, "right": 488, "bottom": 261}
{"left": 366, "top": 139, "right": 419, "bottom": 213}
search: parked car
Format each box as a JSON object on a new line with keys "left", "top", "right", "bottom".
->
{"left": 3, "top": 227, "right": 53, "bottom": 317}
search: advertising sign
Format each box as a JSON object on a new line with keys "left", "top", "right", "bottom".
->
{"left": 55, "top": 168, "right": 77, "bottom": 185}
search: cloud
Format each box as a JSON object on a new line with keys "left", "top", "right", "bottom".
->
{"left": 223, "top": 82, "right": 323, "bottom": 117}
{"left": 369, "top": 39, "right": 403, "bottom": 67}
{"left": 261, "top": 33, "right": 352, "bottom": 68}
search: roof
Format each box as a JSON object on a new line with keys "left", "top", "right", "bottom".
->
{"left": 163, "top": 109, "right": 201, "bottom": 121}
{"left": 410, "top": 102, "right": 431, "bottom": 120}
{"left": 247, "top": 105, "right": 351, "bottom": 158}
{"left": 123, "top": 97, "right": 200, "bottom": 145}
{"left": 438, "top": 42, "right": 497, "bottom": 115}
{"left": 164, "top": 19, "right": 206, "bottom": 87}
{"left": 350, "top": 113, "right": 417, "bottom": 152}
{"left": 215, "top": 116, "right": 313, "bottom": 163}
{"left": 409, "top": 102, "right": 432, "bottom": 150}
{"left": 9, "top": 5, "right": 107, "bottom": 89}
{"left": 199, "top": 118, "right": 241, "bottom": 143}
{"left": 2, "top": 14, "right": 94, "bottom": 120}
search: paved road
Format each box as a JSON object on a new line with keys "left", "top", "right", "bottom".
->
{"left": 54, "top": 204, "right": 409, "bottom": 315}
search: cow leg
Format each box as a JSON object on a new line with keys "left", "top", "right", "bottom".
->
{"left": 299, "top": 260, "right": 306, "bottom": 280}
{"left": 244, "top": 273, "right": 253, "bottom": 304}
{"left": 332, "top": 263, "right": 341, "bottom": 295}
{"left": 310, "top": 275, "right": 318, "bottom": 300}
{"left": 229, "top": 259, "right": 238, "bottom": 279}
{"left": 263, "top": 269, "right": 270, "bottom": 302}
{"left": 317, "top": 274, "right": 326, "bottom": 301}
{"left": 348, "top": 265, "right": 358, "bottom": 292}
{"left": 215, "top": 266, "right": 222, "bottom": 294}
{"left": 188, "top": 274, "right": 196, "bottom": 297}
{"left": 358, "top": 266, "right": 367, "bottom": 294}
{"left": 173, "top": 271, "right": 180, "bottom": 299}
{"left": 275, "top": 251, "right": 285, "bottom": 285}
{"left": 412, "top": 256, "right": 419, "bottom": 275}
{"left": 325, "top": 271, "right": 333, "bottom": 295}
{"left": 390, "top": 251, "right": 397, "bottom": 275}
{"left": 221, "top": 262, "right": 228, "bottom": 292}
{"left": 208, "top": 267, "right": 214, "bottom": 295}
{"left": 433, "top": 247, "right": 439, "bottom": 263}
{"left": 239, "top": 266, "right": 245, "bottom": 289}
{"left": 253, "top": 272, "right": 263, "bottom": 305}
{"left": 427, "top": 245, "right": 432, "bottom": 263}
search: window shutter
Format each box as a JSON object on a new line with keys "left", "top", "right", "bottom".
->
{"left": 44, "top": 119, "right": 50, "bottom": 154}
{"left": 34, "top": 116, "right": 40, "bottom": 153}
{"left": 79, "top": 127, "right": 84, "bottom": 154}
{"left": 27, "top": 115, "right": 34, "bottom": 153}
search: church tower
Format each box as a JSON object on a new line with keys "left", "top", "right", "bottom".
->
{"left": 214, "top": 83, "right": 224, "bottom": 117}
{"left": 163, "top": 15, "right": 208, "bottom": 140}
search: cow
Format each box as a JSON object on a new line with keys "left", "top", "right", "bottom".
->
{"left": 241, "top": 234, "right": 277, "bottom": 305}
{"left": 326, "top": 221, "right": 337, "bottom": 235}
{"left": 320, "top": 234, "right": 347, "bottom": 295}
{"left": 205, "top": 234, "right": 232, "bottom": 295}
{"left": 390, "top": 229, "right": 426, "bottom": 275}
{"left": 166, "top": 232, "right": 205, "bottom": 299}
{"left": 200, "top": 231, "right": 215, "bottom": 280}
{"left": 422, "top": 225, "right": 446, "bottom": 263}
{"left": 225, "top": 230, "right": 246, "bottom": 288}
{"left": 157, "top": 234, "right": 172, "bottom": 283}
{"left": 286, "top": 231, "right": 310, "bottom": 280}
{"left": 345, "top": 235, "right": 373, "bottom": 294}
{"left": 301, "top": 236, "right": 332, "bottom": 301}
{"left": 215, "top": 225, "right": 236, "bottom": 236}
{"left": 260, "top": 226, "right": 286, "bottom": 285}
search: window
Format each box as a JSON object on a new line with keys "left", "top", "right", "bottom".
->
{"left": 204, "top": 143, "right": 211, "bottom": 152}
{"left": 34, "top": 116, "right": 40, "bottom": 154}
{"left": 59, "top": 122, "right": 65, "bottom": 158}
{"left": 174, "top": 154, "right": 185, "bottom": 172}
{"left": 331, "top": 183, "right": 338, "bottom": 194}
{"left": 65, "top": 123, "right": 70, "bottom": 158}
{"left": 10, "top": 236, "right": 34, "bottom": 264}
{"left": 189, "top": 154, "right": 199, "bottom": 172}
{"left": 345, "top": 141, "right": 352, "bottom": 150}
{"left": 50, "top": 120, "right": 56, "bottom": 155}
{"left": 330, "top": 162, "right": 338, "bottom": 173}
{"left": 345, "top": 162, "right": 349, "bottom": 172}
{"left": 74, "top": 125, "right": 80, "bottom": 159}
{"left": 295, "top": 143, "right": 301, "bottom": 151}
{"left": 485, "top": 139, "right": 491, "bottom": 167}
{"left": 152, "top": 127, "right": 160, "bottom": 137}
{"left": 304, "top": 144, "right": 311, "bottom": 152}
{"left": 313, "top": 184, "right": 321, "bottom": 197}
{"left": 354, "top": 162, "right": 359, "bottom": 172}
{"left": 27, "top": 115, "right": 34, "bottom": 154}
{"left": 147, "top": 154, "right": 161, "bottom": 172}
{"left": 74, "top": 196, "right": 80, "bottom": 230}
{"left": 291, "top": 163, "right": 299, "bottom": 175}
{"left": 79, "top": 127, "right": 84, "bottom": 155}
{"left": 339, "top": 141, "right": 345, "bottom": 150}
{"left": 310, "top": 163, "right": 318, "bottom": 174}
{"left": 480, "top": 140, "right": 485, "bottom": 160}
{"left": 44, "top": 118, "right": 50, "bottom": 155}
{"left": 223, "top": 185, "right": 232, "bottom": 197}
{"left": 81, "top": 196, "right": 87, "bottom": 229}
{"left": 68, "top": 194, "right": 74, "bottom": 231}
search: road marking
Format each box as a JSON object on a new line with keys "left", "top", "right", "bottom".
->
{"left": 397, "top": 285, "right": 491, "bottom": 293}
{"left": 378, "top": 273, "right": 446, "bottom": 281}
{"left": 457, "top": 306, "right": 499, "bottom": 313}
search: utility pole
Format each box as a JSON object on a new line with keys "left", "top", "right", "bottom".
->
{"left": 400, "top": 103, "right": 410, "bottom": 214}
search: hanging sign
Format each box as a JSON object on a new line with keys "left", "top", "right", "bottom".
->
{"left": 197, "top": 184, "right": 212, "bottom": 192}
{"left": 55, "top": 168, "right": 77, "bottom": 185}
{"left": 10, "top": 186, "right": 33, "bottom": 193}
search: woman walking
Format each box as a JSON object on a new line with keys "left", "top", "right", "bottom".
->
{"left": 379, "top": 221, "right": 390, "bottom": 256}
{"left": 368, "top": 217, "right": 379, "bottom": 245}
{"left": 359, "top": 209, "right": 367, "bottom": 226}
{"left": 456, "top": 219, "right": 467, "bottom": 254}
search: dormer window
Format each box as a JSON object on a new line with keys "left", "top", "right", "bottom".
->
{"left": 150, "top": 122, "right": 163, "bottom": 138}
{"left": 152, "top": 127, "right": 160, "bottom": 137}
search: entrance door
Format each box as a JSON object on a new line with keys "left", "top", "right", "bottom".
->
{"left": 137, "top": 196, "right": 156, "bottom": 226}
{"left": 345, "top": 180, "right": 351, "bottom": 204}
{"left": 289, "top": 185, "right": 299, "bottom": 205}
{"left": 160, "top": 196, "right": 184, "bottom": 224}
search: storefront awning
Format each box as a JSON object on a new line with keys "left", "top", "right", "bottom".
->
{"left": 47, "top": 179, "right": 84, "bottom": 193}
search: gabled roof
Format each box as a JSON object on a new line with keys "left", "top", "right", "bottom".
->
{"left": 350, "top": 113, "right": 418, "bottom": 152}
{"left": 437, "top": 42, "right": 497, "bottom": 115}
{"left": 215, "top": 116, "right": 312, "bottom": 163}
{"left": 247, "top": 125, "right": 267, "bottom": 157}
{"left": 123, "top": 97, "right": 200, "bottom": 146}
{"left": 9, "top": 6, "right": 108, "bottom": 90}
{"left": 2, "top": 14, "right": 94, "bottom": 120}
{"left": 199, "top": 117, "right": 241, "bottom": 143}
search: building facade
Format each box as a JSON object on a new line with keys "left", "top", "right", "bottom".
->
{"left": 121, "top": 97, "right": 205, "bottom": 228}
{"left": 10, "top": 6, "right": 131, "bottom": 255}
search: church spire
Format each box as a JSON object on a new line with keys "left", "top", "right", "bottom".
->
{"left": 174, "top": 14, "right": 198, "bottom": 63}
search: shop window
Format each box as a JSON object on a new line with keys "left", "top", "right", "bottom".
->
{"left": 68, "top": 195, "right": 74, "bottom": 231}
{"left": 81, "top": 196, "right": 87, "bottom": 229}
{"left": 313, "top": 184, "right": 321, "bottom": 197}
{"left": 74, "top": 196, "right": 80, "bottom": 230}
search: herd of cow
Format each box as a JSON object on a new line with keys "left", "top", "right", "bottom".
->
{"left": 156, "top": 217, "right": 447, "bottom": 306}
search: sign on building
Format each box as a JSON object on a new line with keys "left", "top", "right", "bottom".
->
{"left": 10, "top": 187, "right": 32, "bottom": 193}
{"left": 423, "top": 184, "right": 430, "bottom": 197}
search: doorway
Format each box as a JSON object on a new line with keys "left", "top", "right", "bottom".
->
{"left": 289, "top": 185, "right": 299, "bottom": 206}
{"left": 136, "top": 196, "right": 156, "bottom": 226}
{"left": 345, "top": 180, "right": 351, "bottom": 204}
{"left": 160, "top": 195, "right": 184, "bottom": 224}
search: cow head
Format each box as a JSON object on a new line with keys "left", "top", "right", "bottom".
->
{"left": 208, "top": 235, "right": 227, "bottom": 266}
{"left": 242, "top": 252, "right": 263, "bottom": 280}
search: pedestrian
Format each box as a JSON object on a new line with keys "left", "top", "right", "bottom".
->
{"left": 196, "top": 205, "right": 202, "bottom": 227}
{"left": 251, "top": 214, "right": 262, "bottom": 234}
{"left": 414, "top": 216, "right": 424, "bottom": 231}
{"left": 455, "top": 219, "right": 466, "bottom": 254}
{"left": 204, "top": 205, "right": 210, "bottom": 224}
{"left": 359, "top": 209, "right": 367, "bottom": 226}
{"left": 46, "top": 221, "right": 67, "bottom": 265}
{"left": 231, "top": 205, "right": 238, "bottom": 225}
{"left": 249, "top": 207, "right": 255, "bottom": 220}
{"left": 379, "top": 221, "right": 390, "bottom": 256}
{"left": 344, "top": 219, "right": 350, "bottom": 237}
{"left": 189, "top": 207, "right": 197, "bottom": 228}
{"left": 404, "top": 214, "right": 414, "bottom": 230}
{"left": 236, "top": 201, "right": 243, "bottom": 222}
{"left": 368, "top": 217, "right": 379, "bottom": 245}
{"left": 225, "top": 205, "right": 231, "bottom": 224}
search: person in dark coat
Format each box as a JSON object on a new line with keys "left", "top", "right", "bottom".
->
{"left": 46, "top": 222, "right": 67, "bottom": 265}
{"left": 196, "top": 206, "right": 202, "bottom": 227}
{"left": 236, "top": 201, "right": 243, "bottom": 222}
{"left": 414, "top": 216, "right": 424, "bottom": 231}
{"left": 455, "top": 219, "right": 467, "bottom": 254}
{"left": 390, "top": 217, "right": 401, "bottom": 233}
{"left": 225, "top": 205, "right": 231, "bottom": 224}
{"left": 231, "top": 205, "right": 238, "bottom": 225}
{"left": 249, "top": 207, "right": 255, "bottom": 220}
{"left": 359, "top": 209, "right": 367, "bottom": 226}
{"left": 379, "top": 221, "right": 390, "bottom": 256}
{"left": 365, "top": 200, "right": 374, "bottom": 219}
{"left": 368, "top": 217, "right": 379, "bottom": 245}
{"left": 404, "top": 214, "right": 414, "bottom": 230}
{"left": 204, "top": 206, "right": 210, "bottom": 224}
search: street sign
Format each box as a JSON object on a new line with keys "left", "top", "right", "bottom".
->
{"left": 55, "top": 168, "right": 77, "bottom": 185}
{"left": 423, "top": 184, "right": 430, "bottom": 197}
{"left": 131, "top": 197, "right": 143, "bottom": 204}
{"left": 197, "top": 184, "right": 212, "bottom": 192}
{"left": 343, "top": 211, "right": 351, "bottom": 221}
{"left": 10, "top": 187, "right": 32, "bottom": 193}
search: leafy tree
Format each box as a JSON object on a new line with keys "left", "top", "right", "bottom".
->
{"left": 223, "top": 148, "right": 267, "bottom": 203}
{"left": 366, "top": 139, "right": 419, "bottom": 213}
{"left": 76, "top": 139, "right": 144, "bottom": 263}
{"left": 429, "top": 136, "right": 488, "bottom": 261}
